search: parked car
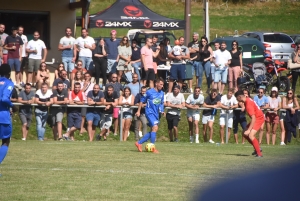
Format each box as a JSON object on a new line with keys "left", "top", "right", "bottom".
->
{"left": 290, "top": 34, "right": 300, "bottom": 44}
{"left": 241, "top": 32, "right": 295, "bottom": 62}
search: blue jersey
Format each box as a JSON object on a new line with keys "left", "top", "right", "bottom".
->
{"left": 0, "top": 77, "right": 14, "bottom": 124}
{"left": 141, "top": 88, "right": 164, "bottom": 119}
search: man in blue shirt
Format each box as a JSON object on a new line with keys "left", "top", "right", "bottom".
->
{"left": 126, "top": 73, "right": 143, "bottom": 96}
{"left": 105, "top": 30, "right": 120, "bottom": 74}
{"left": 0, "top": 64, "right": 14, "bottom": 175}
{"left": 135, "top": 77, "right": 165, "bottom": 153}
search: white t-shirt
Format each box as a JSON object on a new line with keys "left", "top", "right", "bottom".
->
{"left": 220, "top": 94, "right": 238, "bottom": 114}
{"left": 186, "top": 94, "right": 204, "bottom": 114}
{"left": 268, "top": 96, "right": 281, "bottom": 113}
{"left": 18, "top": 34, "right": 28, "bottom": 57}
{"left": 75, "top": 36, "right": 95, "bottom": 57}
{"left": 173, "top": 45, "right": 181, "bottom": 56}
{"left": 214, "top": 49, "right": 232, "bottom": 70}
{"left": 166, "top": 92, "right": 185, "bottom": 116}
{"left": 27, "top": 39, "right": 46, "bottom": 59}
{"left": 59, "top": 36, "right": 75, "bottom": 57}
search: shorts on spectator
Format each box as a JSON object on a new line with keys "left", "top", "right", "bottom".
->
{"left": 21, "top": 57, "right": 28, "bottom": 70}
{"left": 52, "top": 112, "right": 64, "bottom": 125}
{"left": 81, "top": 107, "right": 87, "bottom": 116}
{"left": 28, "top": 58, "right": 41, "bottom": 73}
{"left": 113, "top": 107, "right": 120, "bottom": 118}
{"left": 86, "top": 112, "right": 101, "bottom": 126}
{"left": 0, "top": 124, "right": 12, "bottom": 139}
{"left": 202, "top": 115, "right": 215, "bottom": 124}
{"left": 107, "top": 59, "right": 117, "bottom": 74}
{"left": 265, "top": 112, "right": 279, "bottom": 124}
{"left": 187, "top": 110, "right": 200, "bottom": 121}
{"left": 62, "top": 57, "right": 75, "bottom": 72}
{"left": 214, "top": 68, "right": 228, "bottom": 83}
{"left": 170, "top": 64, "right": 186, "bottom": 80}
{"left": 219, "top": 114, "right": 233, "bottom": 128}
{"left": 142, "top": 68, "right": 155, "bottom": 81}
{"left": 67, "top": 112, "right": 82, "bottom": 129}
{"left": 8, "top": 58, "right": 21, "bottom": 71}
{"left": 101, "top": 114, "right": 113, "bottom": 130}
{"left": 279, "top": 111, "right": 286, "bottom": 121}
{"left": 117, "top": 64, "right": 132, "bottom": 71}
{"left": 123, "top": 112, "right": 133, "bottom": 119}
{"left": 19, "top": 113, "right": 32, "bottom": 128}
{"left": 166, "top": 113, "right": 180, "bottom": 130}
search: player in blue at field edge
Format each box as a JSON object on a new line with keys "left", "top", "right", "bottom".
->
{"left": 0, "top": 64, "right": 14, "bottom": 176}
{"left": 135, "top": 77, "right": 165, "bottom": 153}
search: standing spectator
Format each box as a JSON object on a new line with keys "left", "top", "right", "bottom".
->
{"left": 229, "top": 40, "right": 243, "bottom": 92}
{"left": 126, "top": 73, "right": 143, "bottom": 96}
{"left": 130, "top": 39, "right": 141, "bottom": 81}
{"left": 133, "top": 86, "right": 147, "bottom": 141}
{"left": 202, "top": 89, "right": 221, "bottom": 143}
{"left": 18, "top": 83, "right": 35, "bottom": 141}
{"left": 0, "top": 39, "right": 2, "bottom": 65}
{"left": 168, "top": 36, "right": 190, "bottom": 93}
{"left": 17, "top": 26, "right": 28, "bottom": 86}
{"left": 52, "top": 70, "right": 70, "bottom": 91}
{"left": 72, "top": 71, "right": 84, "bottom": 90}
{"left": 117, "top": 36, "right": 132, "bottom": 83}
{"left": 96, "top": 85, "right": 118, "bottom": 141}
{"left": 105, "top": 30, "right": 120, "bottom": 74}
{"left": 198, "top": 36, "right": 213, "bottom": 90}
{"left": 282, "top": 89, "right": 299, "bottom": 143}
{"left": 119, "top": 87, "right": 135, "bottom": 141}
{"left": 34, "top": 83, "right": 52, "bottom": 141}
{"left": 211, "top": 42, "right": 220, "bottom": 88}
{"left": 166, "top": 85, "right": 185, "bottom": 142}
{"left": 157, "top": 38, "right": 170, "bottom": 80}
{"left": 71, "top": 60, "right": 87, "bottom": 82}
{"left": 141, "top": 38, "right": 160, "bottom": 88}
{"left": 36, "top": 62, "right": 50, "bottom": 90}
{"left": 93, "top": 37, "right": 108, "bottom": 86}
{"left": 51, "top": 81, "right": 69, "bottom": 141}
{"left": 291, "top": 43, "right": 300, "bottom": 92}
{"left": 253, "top": 88, "right": 269, "bottom": 144}
{"left": 105, "top": 73, "right": 123, "bottom": 136}
{"left": 74, "top": 28, "right": 95, "bottom": 72}
{"left": 3, "top": 27, "right": 23, "bottom": 89}
{"left": 185, "top": 87, "right": 204, "bottom": 143}
{"left": 213, "top": 41, "right": 231, "bottom": 95}
{"left": 266, "top": 87, "right": 281, "bottom": 145}
{"left": 188, "top": 33, "right": 200, "bottom": 92}
{"left": 0, "top": 24, "right": 9, "bottom": 64}
{"left": 219, "top": 88, "right": 238, "bottom": 144}
{"left": 86, "top": 84, "right": 104, "bottom": 141}
{"left": 151, "top": 35, "right": 160, "bottom": 74}
{"left": 63, "top": 82, "right": 85, "bottom": 141}
{"left": 26, "top": 31, "right": 47, "bottom": 85}
{"left": 58, "top": 27, "right": 76, "bottom": 78}
{"left": 279, "top": 101, "right": 287, "bottom": 145}
{"left": 55, "top": 63, "right": 65, "bottom": 79}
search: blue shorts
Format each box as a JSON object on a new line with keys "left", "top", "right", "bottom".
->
{"left": 170, "top": 64, "right": 186, "bottom": 80}
{"left": 67, "top": 112, "right": 82, "bottom": 129}
{"left": 86, "top": 112, "right": 101, "bottom": 126}
{"left": 123, "top": 112, "right": 133, "bottom": 119}
{"left": 146, "top": 113, "right": 160, "bottom": 128}
{"left": 8, "top": 58, "right": 21, "bottom": 71}
{"left": 0, "top": 124, "right": 12, "bottom": 139}
{"left": 214, "top": 68, "right": 228, "bottom": 83}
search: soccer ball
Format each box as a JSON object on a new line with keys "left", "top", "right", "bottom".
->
{"left": 145, "top": 143, "right": 155, "bottom": 152}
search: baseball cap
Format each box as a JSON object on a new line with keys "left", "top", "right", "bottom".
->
{"left": 271, "top": 87, "right": 278, "bottom": 92}
{"left": 110, "top": 30, "right": 117, "bottom": 34}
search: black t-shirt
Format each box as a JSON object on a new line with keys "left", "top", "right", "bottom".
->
{"left": 87, "top": 90, "right": 104, "bottom": 113}
{"left": 131, "top": 47, "right": 141, "bottom": 61}
{"left": 103, "top": 91, "right": 118, "bottom": 114}
{"left": 229, "top": 50, "right": 241, "bottom": 67}
{"left": 11, "top": 88, "right": 18, "bottom": 99}
{"left": 105, "top": 82, "right": 123, "bottom": 98}
{"left": 51, "top": 89, "right": 68, "bottom": 112}
{"left": 134, "top": 93, "right": 145, "bottom": 114}
{"left": 53, "top": 78, "right": 70, "bottom": 90}
{"left": 93, "top": 44, "right": 108, "bottom": 59}
{"left": 203, "top": 95, "right": 221, "bottom": 116}
{"left": 188, "top": 41, "right": 200, "bottom": 61}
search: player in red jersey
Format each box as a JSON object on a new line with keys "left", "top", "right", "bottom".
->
{"left": 235, "top": 90, "right": 263, "bottom": 157}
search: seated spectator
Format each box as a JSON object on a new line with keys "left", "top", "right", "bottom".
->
{"left": 126, "top": 73, "right": 143, "bottom": 96}
{"left": 72, "top": 71, "right": 83, "bottom": 90}
{"left": 166, "top": 85, "right": 185, "bottom": 142}
{"left": 253, "top": 88, "right": 269, "bottom": 144}
{"left": 34, "top": 83, "right": 53, "bottom": 141}
{"left": 93, "top": 37, "right": 108, "bottom": 85}
{"left": 117, "top": 36, "right": 132, "bottom": 83}
{"left": 134, "top": 86, "right": 147, "bottom": 141}
{"left": 71, "top": 60, "right": 87, "bottom": 83}
{"left": 202, "top": 89, "right": 221, "bottom": 143}
{"left": 63, "top": 82, "right": 85, "bottom": 141}
{"left": 118, "top": 87, "right": 135, "bottom": 141}
{"left": 185, "top": 87, "right": 204, "bottom": 143}
{"left": 51, "top": 81, "right": 69, "bottom": 141}
{"left": 52, "top": 69, "right": 70, "bottom": 91}
{"left": 219, "top": 88, "right": 238, "bottom": 144}
{"left": 18, "top": 83, "right": 35, "bottom": 141}
{"left": 86, "top": 84, "right": 104, "bottom": 141}
{"left": 36, "top": 62, "right": 50, "bottom": 90}
{"left": 130, "top": 39, "right": 141, "bottom": 81}
{"left": 55, "top": 63, "right": 65, "bottom": 79}
{"left": 96, "top": 85, "right": 118, "bottom": 141}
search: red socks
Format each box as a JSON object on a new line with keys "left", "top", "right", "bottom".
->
{"left": 252, "top": 138, "right": 262, "bottom": 156}
{"left": 244, "top": 136, "right": 253, "bottom": 145}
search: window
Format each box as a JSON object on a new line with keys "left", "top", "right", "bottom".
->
{"left": 263, "top": 34, "right": 293, "bottom": 43}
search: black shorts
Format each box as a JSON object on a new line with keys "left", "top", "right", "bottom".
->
{"left": 21, "top": 57, "right": 28, "bottom": 70}
{"left": 166, "top": 113, "right": 180, "bottom": 130}
{"left": 142, "top": 68, "right": 155, "bottom": 81}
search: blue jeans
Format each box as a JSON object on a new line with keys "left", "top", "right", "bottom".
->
{"left": 79, "top": 56, "right": 93, "bottom": 71}
{"left": 131, "top": 61, "right": 141, "bottom": 80}
{"left": 190, "top": 61, "right": 200, "bottom": 77}
{"left": 198, "top": 61, "right": 211, "bottom": 88}
{"left": 62, "top": 57, "right": 75, "bottom": 73}
{"left": 35, "top": 108, "right": 48, "bottom": 140}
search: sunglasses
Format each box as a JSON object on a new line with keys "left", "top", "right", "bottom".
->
{"left": 112, "top": 77, "right": 117, "bottom": 78}
{"left": 123, "top": 39, "right": 128, "bottom": 41}
{"left": 259, "top": 92, "right": 264, "bottom": 94}
{"left": 201, "top": 40, "right": 206, "bottom": 42}
{"left": 77, "top": 64, "right": 82, "bottom": 66}
{"left": 41, "top": 65, "right": 46, "bottom": 67}
{"left": 133, "top": 77, "right": 138, "bottom": 78}
{"left": 59, "top": 65, "right": 64, "bottom": 67}
{"left": 232, "top": 44, "right": 237, "bottom": 45}
{"left": 195, "top": 90, "right": 201, "bottom": 92}
{"left": 288, "top": 92, "right": 293, "bottom": 94}
{"left": 62, "top": 74, "right": 67, "bottom": 76}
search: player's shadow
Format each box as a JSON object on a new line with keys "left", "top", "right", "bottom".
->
{"left": 225, "top": 154, "right": 250, "bottom": 157}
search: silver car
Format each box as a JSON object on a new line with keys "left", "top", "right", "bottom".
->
{"left": 241, "top": 32, "right": 295, "bottom": 62}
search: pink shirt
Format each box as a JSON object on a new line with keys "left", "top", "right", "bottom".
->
{"left": 141, "top": 46, "right": 153, "bottom": 69}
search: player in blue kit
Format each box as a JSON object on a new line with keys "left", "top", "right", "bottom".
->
{"left": 0, "top": 64, "right": 14, "bottom": 176}
{"left": 135, "top": 77, "right": 165, "bottom": 153}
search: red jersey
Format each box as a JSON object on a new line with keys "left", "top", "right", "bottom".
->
{"left": 245, "top": 97, "right": 264, "bottom": 120}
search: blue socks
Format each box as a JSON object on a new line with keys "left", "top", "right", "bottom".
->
{"left": 138, "top": 132, "right": 157, "bottom": 144}
{"left": 150, "top": 132, "right": 156, "bottom": 143}
{"left": 0, "top": 145, "right": 8, "bottom": 164}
